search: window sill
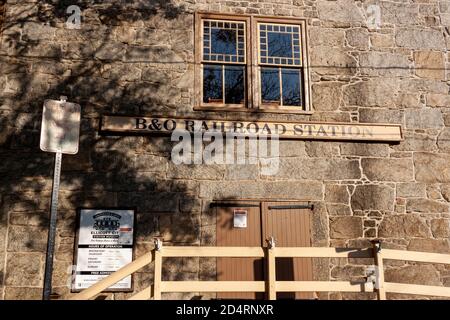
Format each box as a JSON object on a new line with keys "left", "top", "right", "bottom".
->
{"left": 194, "top": 105, "right": 313, "bottom": 115}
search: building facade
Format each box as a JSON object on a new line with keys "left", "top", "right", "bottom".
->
{"left": 0, "top": 0, "right": 450, "bottom": 300}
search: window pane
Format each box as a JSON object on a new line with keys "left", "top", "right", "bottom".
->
{"left": 282, "top": 69, "right": 302, "bottom": 106}
{"left": 211, "top": 28, "right": 237, "bottom": 55}
{"left": 203, "top": 20, "right": 245, "bottom": 63}
{"left": 268, "top": 32, "right": 292, "bottom": 58}
{"left": 261, "top": 68, "right": 280, "bottom": 103}
{"left": 259, "top": 23, "right": 302, "bottom": 66}
{"left": 225, "top": 66, "right": 245, "bottom": 104}
{"left": 203, "top": 65, "right": 223, "bottom": 103}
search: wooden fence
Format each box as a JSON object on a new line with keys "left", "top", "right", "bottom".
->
{"left": 70, "top": 241, "right": 450, "bottom": 300}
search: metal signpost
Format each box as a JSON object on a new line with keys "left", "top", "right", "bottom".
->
{"left": 40, "top": 97, "right": 81, "bottom": 300}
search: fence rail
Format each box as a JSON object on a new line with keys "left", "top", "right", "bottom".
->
{"left": 70, "top": 241, "right": 450, "bottom": 300}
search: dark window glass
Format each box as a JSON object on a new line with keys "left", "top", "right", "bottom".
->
{"left": 260, "top": 23, "right": 302, "bottom": 66}
{"left": 211, "top": 28, "right": 237, "bottom": 55}
{"left": 282, "top": 69, "right": 302, "bottom": 106}
{"left": 203, "top": 65, "right": 223, "bottom": 103}
{"left": 225, "top": 66, "right": 245, "bottom": 104}
{"left": 268, "top": 32, "right": 292, "bottom": 58}
{"left": 261, "top": 68, "right": 280, "bottom": 103}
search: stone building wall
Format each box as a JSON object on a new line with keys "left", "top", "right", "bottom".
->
{"left": 0, "top": 0, "right": 449, "bottom": 300}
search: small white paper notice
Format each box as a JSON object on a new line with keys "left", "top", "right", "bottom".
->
{"left": 233, "top": 209, "right": 248, "bottom": 228}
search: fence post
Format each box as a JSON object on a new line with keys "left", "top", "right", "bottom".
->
{"left": 267, "top": 237, "right": 276, "bottom": 300}
{"left": 372, "top": 240, "right": 386, "bottom": 300}
{"left": 153, "top": 239, "right": 163, "bottom": 300}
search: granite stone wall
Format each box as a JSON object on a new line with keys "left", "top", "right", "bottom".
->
{"left": 0, "top": 0, "right": 449, "bottom": 300}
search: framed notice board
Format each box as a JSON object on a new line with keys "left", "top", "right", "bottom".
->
{"left": 72, "top": 207, "right": 136, "bottom": 292}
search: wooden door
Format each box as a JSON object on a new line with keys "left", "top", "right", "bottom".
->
{"left": 262, "top": 202, "right": 314, "bottom": 299}
{"left": 216, "top": 202, "right": 264, "bottom": 299}
{"left": 215, "top": 201, "right": 314, "bottom": 299}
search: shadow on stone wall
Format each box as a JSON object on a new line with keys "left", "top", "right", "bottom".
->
{"left": 0, "top": 0, "right": 219, "bottom": 299}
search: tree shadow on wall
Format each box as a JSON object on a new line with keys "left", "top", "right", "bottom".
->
{"left": 0, "top": 0, "right": 213, "bottom": 299}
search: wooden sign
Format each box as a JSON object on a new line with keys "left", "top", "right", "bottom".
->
{"left": 100, "top": 115, "right": 403, "bottom": 142}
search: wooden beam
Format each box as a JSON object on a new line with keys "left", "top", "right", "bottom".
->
{"left": 160, "top": 281, "right": 266, "bottom": 293}
{"left": 274, "top": 247, "right": 373, "bottom": 258}
{"left": 373, "top": 243, "right": 386, "bottom": 300}
{"left": 276, "top": 281, "right": 374, "bottom": 293}
{"left": 161, "top": 246, "right": 265, "bottom": 258}
{"left": 384, "top": 282, "right": 450, "bottom": 298}
{"left": 382, "top": 249, "right": 450, "bottom": 264}
{"left": 267, "top": 247, "right": 277, "bottom": 300}
{"left": 128, "top": 286, "right": 153, "bottom": 300}
{"left": 70, "top": 251, "right": 154, "bottom": 300}
{"left": 154, "top": 249, "right": 162, "bottom": 300}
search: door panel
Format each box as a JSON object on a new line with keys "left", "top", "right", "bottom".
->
{"left": 216, "top": 203, "right": 264, "bottom": 299}
{"left": 262, "top": 202, "right": 314, "bottom": 299}
{"left": 215, "top": 201, "right": 314, "bottom": 300}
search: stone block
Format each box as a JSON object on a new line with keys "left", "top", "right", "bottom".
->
{"left": 359, "top": 51, "right": 411, "bottom": 76}
{"left": 317, "top": 0, "right": 365, "bottom": 23}
{"left": 339, "top": 143, "right": 389, "bottom": 157}
{"left": 329, "top": 216, "right": 363, "bottom": 239}
{"left": 370, "top": 33, "right": 394, "bottom": 48}
{"left": 380, "top": 2, "right": 419, "bottom": 25}
{"left": 396, "top": 28, "right": 445, "bottom": 50}
{"left": 414, "top": 51, "right": 445, "bottom": 79}
{"left": 406, "top": 198, "right": 449, "bottom": 213}
{"left": 392, "top": 131, "right": 437, "bottom": 152}
{"left": 5, "top": 253, "right": 44, "bottom": 286}
{"left": 427, "top": 93, "right": 450, "bottom": 107}
{"left": 345, "top": 28, "right": 369, "bottom": 50}
{"left": 7, "top": 226, "right": 48, "bottom": 252}
{"left": 159, "top": 214, "right": 200, "bottom": 244}
{"left": 278, "top": 158, "right": 361, "bottom": 180}
{"left": 344, "top": 79, "right": 399, "bottom": 108}
{"left": 167, "top": 163, "right": 224, "bottom": 180}
{"left": 326, "top": 203, "right": 352, "bottom": 216}
{"left": 309, "top": 28, "right": 345, "bottom": 47}
{"left": 405, "top": 109, "right": 444, "bottom": 129}
{"left": 278, "top": 140, "right": 307, "bottom": 157}
{"left": 305, "top": 141, "right": 340, "bottom": 157}
{"left": 225, "top": 164, "right": 259, "bottom": 180}
{"left": 4, "top": 287, "right": 42, "bottom": 300}
{"left": 362, "top": 158, "right": 413, "bottom": 182}
{"left": 399, "top": 79, "right": 448, "bottom": 94}
{"left": 414, "top": 153, "right": 450, "bottom": 183}
{"left": 431, "top": 219, "right": 450, "bottom": 238}
{"left": 437, "top": 128, "right": 450, "bottom": 152}
{"left": 311, "top": 82, "right": 343, "bottom": 111}
{"left": 385, "top": 265, "right": 441, "bottom": 286}
{"left": 311, "top": 48, "right": 357, "bottom": 75}
{"left": 331, "top": 265, "right": 366, "bottom": 281}
{"left": 199, "top": 181, "right": 323, "bottom": 201}
{"left": 441, "top": 184, "right": 450, "bottom": 202}
{"left": 396, "top": 183, "right": 426, "bottom": 198}
{"left": 378, "top": 215, "right": 429, "bottom": 238}
{"left": 325, "top": 185, "right": 349, "bottom": 204}
{"left": 351, "top": 185, "right": 395, "bottom": 211}
{"left": 407, "top": 239, "right": 450, "bottom": 253}
{"left": 145, "top": 193, "right": 179, "bottom": 213}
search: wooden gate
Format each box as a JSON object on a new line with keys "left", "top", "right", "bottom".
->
{"left": 215, "top": 201, "right": 313, "bottom": 300}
